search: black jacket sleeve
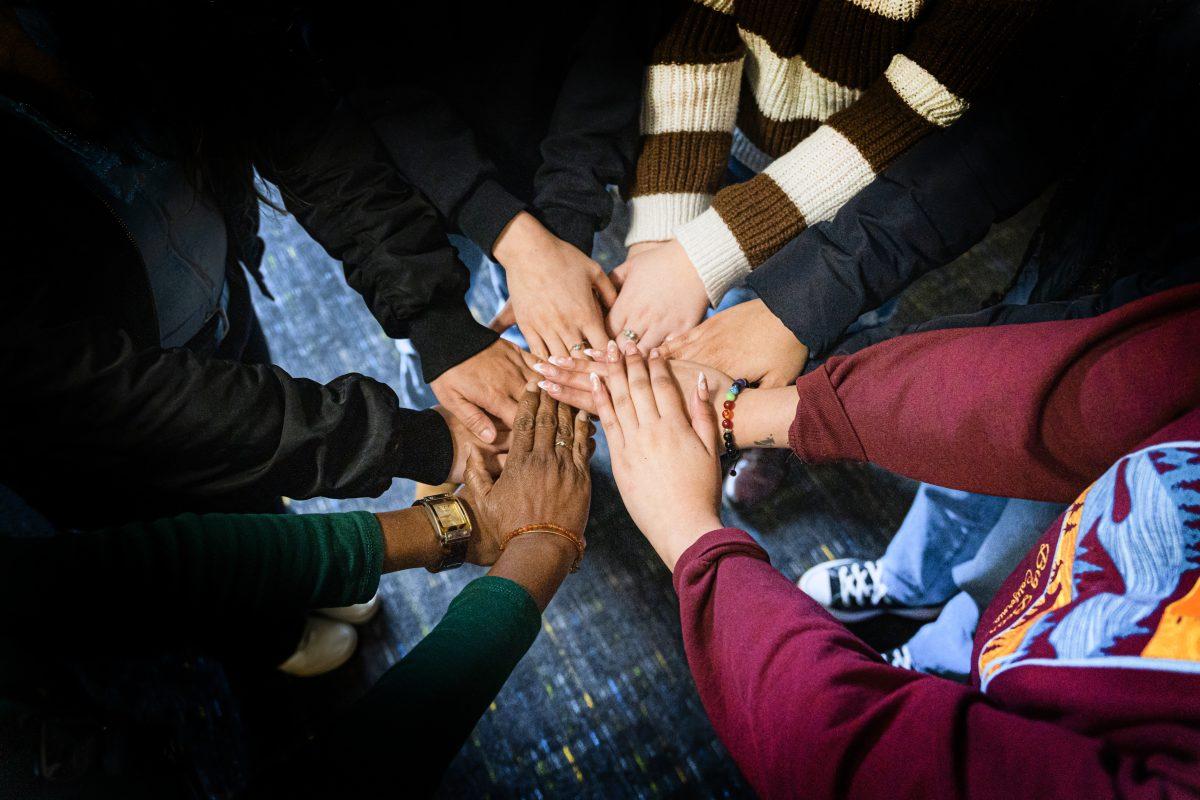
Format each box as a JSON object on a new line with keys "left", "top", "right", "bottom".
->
{"left": 0, "top": 312, "right": 454, "bottom": 510}
{"left": 530, "top": 1, "right": 646, "bottom": 254}
{"left": 748, "top": 91, "right": 1063, "bottom": 359}
{"left": 262, "top": 101, "right": 497, "bottom": 381}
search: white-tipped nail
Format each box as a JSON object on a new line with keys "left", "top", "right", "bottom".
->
{"left": 589, "top": 372, "right": 601, "bottom": 389}
{"left": 549, "top": 356, "right": 571, "bottom": 366}
{"left": 538, "top": 380, "right": 559, "bottom": 392}
{"left": 532, "top": 363, "right": 549, "bottom": 375}
{"left": 584, "top": 348, "right": 604, "bottom": 359}
{"left": 698, "top": 373, "right": 708, "bottom": 391}
{"left": 649, "top": 348, "right": 661, "bottom": 359}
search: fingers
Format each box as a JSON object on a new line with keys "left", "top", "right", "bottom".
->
{"left": 590, "top": 371, "right": 622, "bottom": 448}
{"left": 463, "top": 445, "right": 495, "bottom": 497}
{"left": 659, "top": 328, "right": 697, "bottom": 360}
{"left": 605, "top": 341, "right": 638, "bottom": 430}
{"left": 690, "top": 372, "right": 719, "bottom": 456}
{"left": 538, "top": 379, "right": 596, "bottom": 415}
{"left": 510, "top": 383, "right": 541, "bottom": 454}
{"left": 591, "top": 269, "right": 619, "bottom": 310}
{"left": 609, "top": 262, "right": 630, "bottom": 290}
{"left": 525, "top": 330, "right": 550, "bottom": 358}
{"left": 488, "top": 300, "right": 516, "bottom": 333}
{"left": 572, "top": 408, "right": 592, "bottom": 471}
{"left": 555, "top": 396, "right": 575, "bottom": 454}
{"left": 532, "top": 388, "right": 560, "bottom": 452}
{"left": 582, "top": 317, "right": 610, "bottom": 352}
{"left": 445, "top": 396, "right": 498, "bottom": 444}
{"left": 623, "top": 343, "right": 659, "bottom": 422}
{"left": 647, "top": 349, "right": 685, "bottom": 421}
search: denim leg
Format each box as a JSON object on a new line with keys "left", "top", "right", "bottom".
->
{"left": 902, "top": 591, "right": 979, "bottom": 681}
{"left": 878, "top": 484, "right": 1010, "bottom": 606}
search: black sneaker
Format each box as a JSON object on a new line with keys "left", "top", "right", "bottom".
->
{"left": 797, "top": 558, "right": 943, "bottom": 622}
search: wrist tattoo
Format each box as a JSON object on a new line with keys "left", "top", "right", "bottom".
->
{"left": 753, "top": 434, "right": 775, "bottom": 447}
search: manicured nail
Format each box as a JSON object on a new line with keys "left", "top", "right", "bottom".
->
{"left": 665, "top": 334, "right": 676, "bottom": 342}
{"left": 623, "top": 342, "right": 639, "bottom": 356}
{"left": 481, "top": 427, "right": 497, "bottom": 443}
{"left": 698, "top": 373, "right": 708, "bottom": 397}
{"left": 584, "top": 348, "right": 605, "bottom": 360}
{"left": 649, "top": 348, "right": 661, "bottom": 359}
{"left": 589, "top": 372, "right": 601, "bottom": 390}
{"left": 606, "top": 340, "right": 619, "bottom": 361}
{"left": 532, "top": 362, "right": 549, "bottom": 375}
{"left": 549, "top": 355, "right": 572, "bottom": 366}
{"left": 538, "top": 380, "right": 560, "bottom": 393}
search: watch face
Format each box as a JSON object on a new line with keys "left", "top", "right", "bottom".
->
{"left": 432, "top": 499, "right": 470, "bottom": 532}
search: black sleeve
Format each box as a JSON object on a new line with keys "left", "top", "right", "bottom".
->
{"left": 351, "top": 84, "right": 530, "bottom": 257}
{"left": 748, "top": 91, "right": 1063, "bottom": 359}
{"left": 262, "top": 101, "right": 497, "bottom": 381}
{"left": 0, "top": 312, "right": 454, "bottom": 509}
{"left": 530, "top": 1, "right": 647, "bottom": 254}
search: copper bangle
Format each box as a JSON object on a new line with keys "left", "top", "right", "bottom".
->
{"left": 500, "top": 523, "right": 585, "bottom": 572}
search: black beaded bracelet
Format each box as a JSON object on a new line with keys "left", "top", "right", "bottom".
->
{"left": 721, "top": 378, "right": 749, "bottom": 476}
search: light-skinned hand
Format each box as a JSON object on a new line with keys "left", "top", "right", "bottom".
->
{"left": 605, "top": 238, "right": 709, "bottom": 351}
{"left": 592, "top": 345, "right": 723, "bottom": 570}
{"left": 431, "top": 339, "right": 538, "bottom": 444}
{"left": 490, "top": 211, "right": 617, "bottom": 357}
{"left": 661, "top": 299, "right": 809, "bottom": 388}
{"left": 433, "top": 405, "right": 508, "bottom": 484}
{"left": 457, "top": 385, "right": 594, "bottom": 565}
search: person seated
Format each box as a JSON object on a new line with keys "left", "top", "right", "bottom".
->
{"left": 542, "top": 283, "right": 1200, "bottom": 797}
{"left": 0, "top": 388, "right": 592, "bottom": 798}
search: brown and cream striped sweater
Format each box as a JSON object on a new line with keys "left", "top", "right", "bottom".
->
{"left": 628, "top": 0, "right": 1042, "bottom": 304}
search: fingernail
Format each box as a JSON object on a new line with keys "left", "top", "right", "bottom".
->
{"left": 549, "top": 355, "right": 572, "bottom": 366}
{"left": 589, "top": 372, "right": 601, "bottom": 390}
{"left": 532, "top": 362, "right": 549, "bottom": 375}
{"left": 584, "top": 348, "right": 604, "bottom": 360}
{"left": 649, "top": 348, "right": 661, "bottom": 359}
{"left": 481, "top": 428, "right": 496, "bottom": 443}
{"left": 538, "top": 380, "right": 560, "bottom": 393}
{"left": 665, "top": 334, "right": 675, "bottom": 342}
{"left": 624, "top": 342, "right": 639, "bottom": 356}
{"left": 606, "top": 340, "right": 619, "bottom": 361}
{"left": 698, "top": 373, "right": 708, "bottom": 395}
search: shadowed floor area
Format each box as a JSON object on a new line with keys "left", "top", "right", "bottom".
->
{"left": 249, "top": 192, "right": 1039, "bottom": 798}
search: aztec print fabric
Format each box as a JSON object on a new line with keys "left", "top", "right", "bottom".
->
{"left": 978, "top": 440, "right": 1200, "bottom": 690}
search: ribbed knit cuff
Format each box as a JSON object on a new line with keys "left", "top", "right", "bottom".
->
{"left": 457, "top": 179, "right": 529, "bottom": 257}
{"left": 789, "top": 369, "right": 867, "bottom": 464}
{"left": 674, "top": 206, "right": 751, "bottom": 305}
{"left": 337, "top": 511, "right": 387, "bottom": 603}
{"left": 625, "top": 193, "right": 712, "bottom": 246}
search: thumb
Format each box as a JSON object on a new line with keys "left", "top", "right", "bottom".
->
{"left": 691, "top": 372, "right": 719, "bottom": 456}
{"left": 592, "top": 268, "right": 619, "bottom": 310}
{"left": 609, "top": 262, "right": 629, "bottom": 290}
{"left": 463, "top": 445, "right": 495, "bottom": 497}
{"left": 489, "top": 300, "right": 516, "bottom": 332}
{"left": 447, "top": 396, "right": 498, "bottom": 444}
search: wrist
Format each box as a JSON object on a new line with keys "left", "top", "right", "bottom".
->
{"left": 658, "top": 513, "right": 724, "bottom": 573}
{"left": 493, "top": 211, "right": 552, "bottom": 266}
{"left": 376, "top": 508, "right": 444, "bottom": 573}
{"left": 504, "top": 529, "right": 577, "bottom": 568}
{"left": 732, "top": 387, "right": 794, "bottom": 449}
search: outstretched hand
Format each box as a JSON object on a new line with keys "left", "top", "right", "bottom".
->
{"left": 605, "top": 239, "right": 709, "bottom": 351}
{"left": 430, "top": 339, "right": 538, "bottom": 444}
{"left": 590, "top": 345, "right": 724, "bottom": 570}
{"left": 660, "top": 299, "right": 809, "bottom": 388}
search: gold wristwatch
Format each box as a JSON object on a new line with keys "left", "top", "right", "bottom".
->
{"left": 413, "top": 493, "right": 473, "bottom": 572}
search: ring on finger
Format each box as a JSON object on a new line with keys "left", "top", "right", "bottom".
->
{"left": 555, "top": 439, "right": 568, "bottom": 447}
{"left": 570, "top": 341, "right": 588, "bottom": 353}
{"left": 621, "top": 329, "right": 640, "bottom": 343}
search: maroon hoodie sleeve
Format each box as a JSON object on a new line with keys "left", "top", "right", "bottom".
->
{"left": 788, "top": 283, "right": 1200, "bottom": 502}
{"left": 674, "top": 529, "right": 1192, "bottom": 800}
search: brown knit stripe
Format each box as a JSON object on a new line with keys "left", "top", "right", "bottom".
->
{"left": 735, "top": 84, "right": 822, "bottom": 158}
{"left": 825, "top": 80, "right": 931, "bottom": 173}
{"left": 800, "top": 0, "right": 917, "bottom": 89}
{"left": 711, "top": 173, "right": 806, "bottom": 267}
{"left": 652, "top": 0, "right": 745, "bottom": 66}
{"left": 904, "top": 0, "right": 1038, "bottom": 98}
{"left": 731, "top": 0, "right": 817, "bottom": 58}
{"left": 631, "top": 130, "right": 733, "bottom": 197}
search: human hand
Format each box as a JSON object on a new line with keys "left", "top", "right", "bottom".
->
{"left": 491, "top": 211, "right": 617, "bottom": 357}
{"left": 592, "top": 345, "right": 723, "bottom": 570}
{"left": 609, "top": 240, "right": 666, "bottom": 290}
{"left": 605, "top": 238, "right": 709, "bottom": 351}
{"left": 433, "top": 405, "right": 508, "bottom": 484}
{"left": 457, "top": 384, "right": 593, "bottom": 566}
{"left": 661, "top": 299, "right": 809, "bottom": 388}
{"left": 530, "top": 342, "right": 733, "bottom": 450}
{"left": 431, "top": 339, "right": 536, "bottom": 444}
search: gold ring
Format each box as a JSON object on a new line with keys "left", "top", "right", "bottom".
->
{"left": 621, "top": 329, "right": 640, "bottom": 342}
{"left": 570, "top": 342, "right": 587, "bottom": 352}
{"left": 555, "top": 440, "right": 568, "bottom": 448}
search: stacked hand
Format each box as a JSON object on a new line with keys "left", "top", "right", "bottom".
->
{"left": 605, "top": 238, "right": 710, "bottom": 352}
{"left": 661, "top": 299, "right": 809, "bottom": 388}
{"left": 458, "top": 385, "right": 594, "bottom": 565}
{"left": 589, "top": 345, "right": 723, "bottom": 570}
{"left": 491, "top": 211, "right": 617, "bottom": 357}
{"left": 431, "top": 338, "right": 538, "bottom": 446}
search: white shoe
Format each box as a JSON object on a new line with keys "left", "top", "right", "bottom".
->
{"left": 277, "top": 615, "right": 358, "bottom": 677}
{"left": 797, "top": 558, "right": 943, "bottom": 623}
{"left": 317, "top": 592, "right": 381, "bottom": 625}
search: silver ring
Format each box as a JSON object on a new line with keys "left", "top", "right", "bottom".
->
{"left": 620, "top": 329, "right": 640, "bottom": 342}
{"left": 555, "top": 440, "right": 568, "bottom": 448}
{"left": 570, "top": 342, "right": 587, "bottom": 353}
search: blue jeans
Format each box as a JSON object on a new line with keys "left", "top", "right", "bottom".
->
{"left": 881, "top": 485, "right": 1065, "bottom": 679}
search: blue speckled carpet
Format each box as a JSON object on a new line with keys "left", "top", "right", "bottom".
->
{"left": 249, "top": 190, "right": 1038, "bottom": 799}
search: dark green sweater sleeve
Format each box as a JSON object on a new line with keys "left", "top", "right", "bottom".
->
{"left": 0, "top": 511, "right": 383, "bottom": 649}
{"left": 277, "top": 576, "right": 541, "bottom": 798}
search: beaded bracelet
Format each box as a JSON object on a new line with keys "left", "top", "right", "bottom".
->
{"left": 721, "top": 378, "right": 749, "bottom": 476}
{"left": 500, "top": 523, "right": 586, "bottom": 572}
